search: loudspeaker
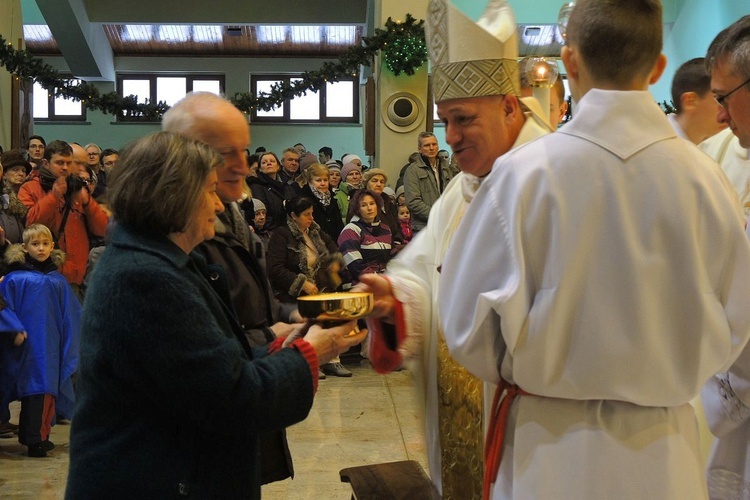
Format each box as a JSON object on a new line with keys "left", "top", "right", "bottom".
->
{"left": 382, "top": 92, "right": 424, "bottom": 133}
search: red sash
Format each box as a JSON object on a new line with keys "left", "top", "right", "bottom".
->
{"left": 484, "top": 379, "right": 531, "bottom": 500}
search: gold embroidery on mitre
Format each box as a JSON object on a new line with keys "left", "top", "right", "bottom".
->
{"left": 433, "top": 59, "right": 519, "bottom": 102}
{"left": 437, "top": 329, "right": 484, "bottom": 500}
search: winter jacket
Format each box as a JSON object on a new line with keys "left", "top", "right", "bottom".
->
{"left": 267, "top": 217, "right": 344, "bottom": 303}
{"left": 247, "top": 173, "right": 296, "bottom": 231}
{"left": 338, "top": 216, "right": 393, "bottom": 282}
{"left": 65, "top": 223, "right": 318, "bottom": 499}
{"left": 299, "top": 184, "right": 344, "bottom": 243}
{"left": 0, "top": 246, "right": 80, "bottom": 418}
{"left": 402, "top": 155, "right": 454, "bottom": 230}
{"left": 19, "top": 176, "right": 108, "bottom": 285}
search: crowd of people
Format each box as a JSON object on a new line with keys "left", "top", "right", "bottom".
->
{"left": 2, "top": 0, "right": 750, "bottom": 498}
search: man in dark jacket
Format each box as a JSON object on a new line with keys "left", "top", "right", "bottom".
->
{"left": 162, "top": 92, "right": 304, "bottom": 484}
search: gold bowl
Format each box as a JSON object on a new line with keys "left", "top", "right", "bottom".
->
{"left": 297, "top": 292, "right": 374, "bottom": 321}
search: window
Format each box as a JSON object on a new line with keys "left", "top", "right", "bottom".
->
{"left": 33, "top": 79, "right": 86, "bottom": 122}
{"left": 250, "top": 74, "right": 359, "bottom": 124}
{"left": 116, "top": 73, "right": 224, "bottom": 121}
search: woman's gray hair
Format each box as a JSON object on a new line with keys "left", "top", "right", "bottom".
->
{"left": 108, "top": 131, "right": 223, "bottom": 235}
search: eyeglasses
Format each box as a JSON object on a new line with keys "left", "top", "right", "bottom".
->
{"left": 88, "top": 152, "right": 100, "bottom": 156}
{"left": 714, "top": 76, "right": 750, "bottom": 109}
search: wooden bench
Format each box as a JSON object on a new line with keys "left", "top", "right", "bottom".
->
{"left": 340, "top": 460, "right": 441, "bottom": 499}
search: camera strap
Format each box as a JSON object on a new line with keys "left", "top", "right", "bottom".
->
{"left": 55, "top": 203, "right": 73, "bottom": 246}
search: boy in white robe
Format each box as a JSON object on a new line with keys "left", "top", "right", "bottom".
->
{"left": 439, "top": 1, "right": 750, "bottom": 499}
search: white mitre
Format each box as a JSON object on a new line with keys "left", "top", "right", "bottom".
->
{"left": 427, "top": 0, "right": 520, "bottom": 102}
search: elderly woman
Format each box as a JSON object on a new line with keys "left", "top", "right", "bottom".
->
{"left": 328, "top": 163, "right": 342, "bottom": 190}
{"left": 266, "top": 196, "right": 351, "bottom": 378}
{"left": 247, "top": 151, "right": 296, "bottom": 231}
{"left": 300, "top": 163, "right": 344, "bottom": 242}
{"left": 333, "top": 162, "right": 363, "bottom": 224}
{"left": 0, "top": 150, "right": 31, "bottom": 248}
{"left": 65, "top": 132, "right": 363, "bottom": 498}
{"left": 338, "top": 189, "right": 393, "bottom": 283}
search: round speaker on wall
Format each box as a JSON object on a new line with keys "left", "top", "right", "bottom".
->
{"left": 382, "top": 92, "right": 424, "bottom": 133}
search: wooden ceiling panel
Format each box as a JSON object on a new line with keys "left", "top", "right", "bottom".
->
{"left": 24, "top": 24, "right": 364, "bottom": 58}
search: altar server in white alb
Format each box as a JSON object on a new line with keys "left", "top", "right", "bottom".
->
{"left": 355, "top": 1, "right": 551, "bottom": 497}
{"left": 700, "top": 16, "right": 750, "bottom": 500}
{"left": 438, "top": 1, "right": 750, "bottom": 499}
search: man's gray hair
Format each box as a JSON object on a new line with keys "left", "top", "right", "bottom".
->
{"left": 417, "top": 131, "right": 436, "bottom": 149}
{"left": 162, "top": 92, "right": 229, "bottom": 136}
{"left": 706, "top": 15, "right": 750, "bottom": 80}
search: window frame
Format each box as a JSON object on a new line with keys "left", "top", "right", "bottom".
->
{"left": 116, "top": 73, "right": 225, "bottom": 122}
{"left": 250, "top": 74, "right": 359, "bottom": 124}
{"left": 33, "top": 77, "right": 87, "bottom": 122}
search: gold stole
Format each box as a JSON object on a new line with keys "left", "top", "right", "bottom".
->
{"left": 437, "top": 332, "right": 484, "bottom": 499}
{"left": 436, "top": 194, "right": 484, "bottom": 499}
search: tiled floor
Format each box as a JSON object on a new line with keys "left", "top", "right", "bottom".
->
{"left": 0, "top": 360, "right": 428, "bottom": 499}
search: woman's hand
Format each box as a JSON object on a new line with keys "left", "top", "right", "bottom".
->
{"left": 303, "top": 320, "right": 367, "bottom": 365}
{"left": 302, "top": 281, "right": 319, "bottom": 295}
{"left": 354, "top": 274, "right": 396, "bottom": 319}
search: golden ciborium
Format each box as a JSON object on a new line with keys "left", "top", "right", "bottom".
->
{"left": 297, "top": 292, "right": 373, "bottom": 331}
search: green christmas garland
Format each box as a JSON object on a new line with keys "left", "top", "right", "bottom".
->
{"left": 0, "top": 14, "right": 427, "bottom": 119}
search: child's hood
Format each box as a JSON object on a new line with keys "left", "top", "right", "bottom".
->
{"left": 4, "top": 243, "right": 65, "bottom": 269}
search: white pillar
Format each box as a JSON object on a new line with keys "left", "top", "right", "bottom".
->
{"left": 374, "top": 0, "right": 429, "bottom": 179}
{"left": 0, "top": 0, "right": 24, "bottom": 150}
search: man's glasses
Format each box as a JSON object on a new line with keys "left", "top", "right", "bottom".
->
{"left": 88, "top": 152, "right": 100, "bottom": 157}
{"left": 715, "top": 76, "right": 750, "bottom": 109}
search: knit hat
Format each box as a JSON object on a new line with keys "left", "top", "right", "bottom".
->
{"left": 363, "top": 168, "right": 388, "bottom": 184}
{"left": 299, "top": 152, "right": 317, "bottom": 171}
{"left": 395, "top": 185, "right": 405, "bottom": 199}
{"left": 0, "top": 149, "right": 32, "bottom": 175}
{"left": 342, "top": 154, "right": 362, "bottom": 166}
{"left": 252, "top": 199, "right": 267, "bottom": 212}
{"left": 427, "top": 0, "right": 520, "bottom": 103}
{"left": 340, "top": 162, "right": 362, "bottom": 181}
{"left": 326, "top": 160, "right": 341, "bottom": 172}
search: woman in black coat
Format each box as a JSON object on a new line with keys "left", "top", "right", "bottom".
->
{"left": 65, "top": 132, "right": 364, "bottom": 499}
{"left": 266, "top": 196, "right": 352, "bottom": 378}
{"left": 299, "top": 163, "right": 344, "bottom": 242}
{"left": 247, "top": 151, "right": 295, "bottom": 231}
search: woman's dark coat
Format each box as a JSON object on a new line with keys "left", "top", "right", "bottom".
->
{"left": 65, "top": 224, "right": 315, "bottom": 499}
{"left": 248, "top": 172, "right": 296, "bottom": 231}
{"left": 266, "top": 217, "right": 343, "bottom": 303}
{"left": 299, "top": 184, "right": 344, "bottom": 243}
